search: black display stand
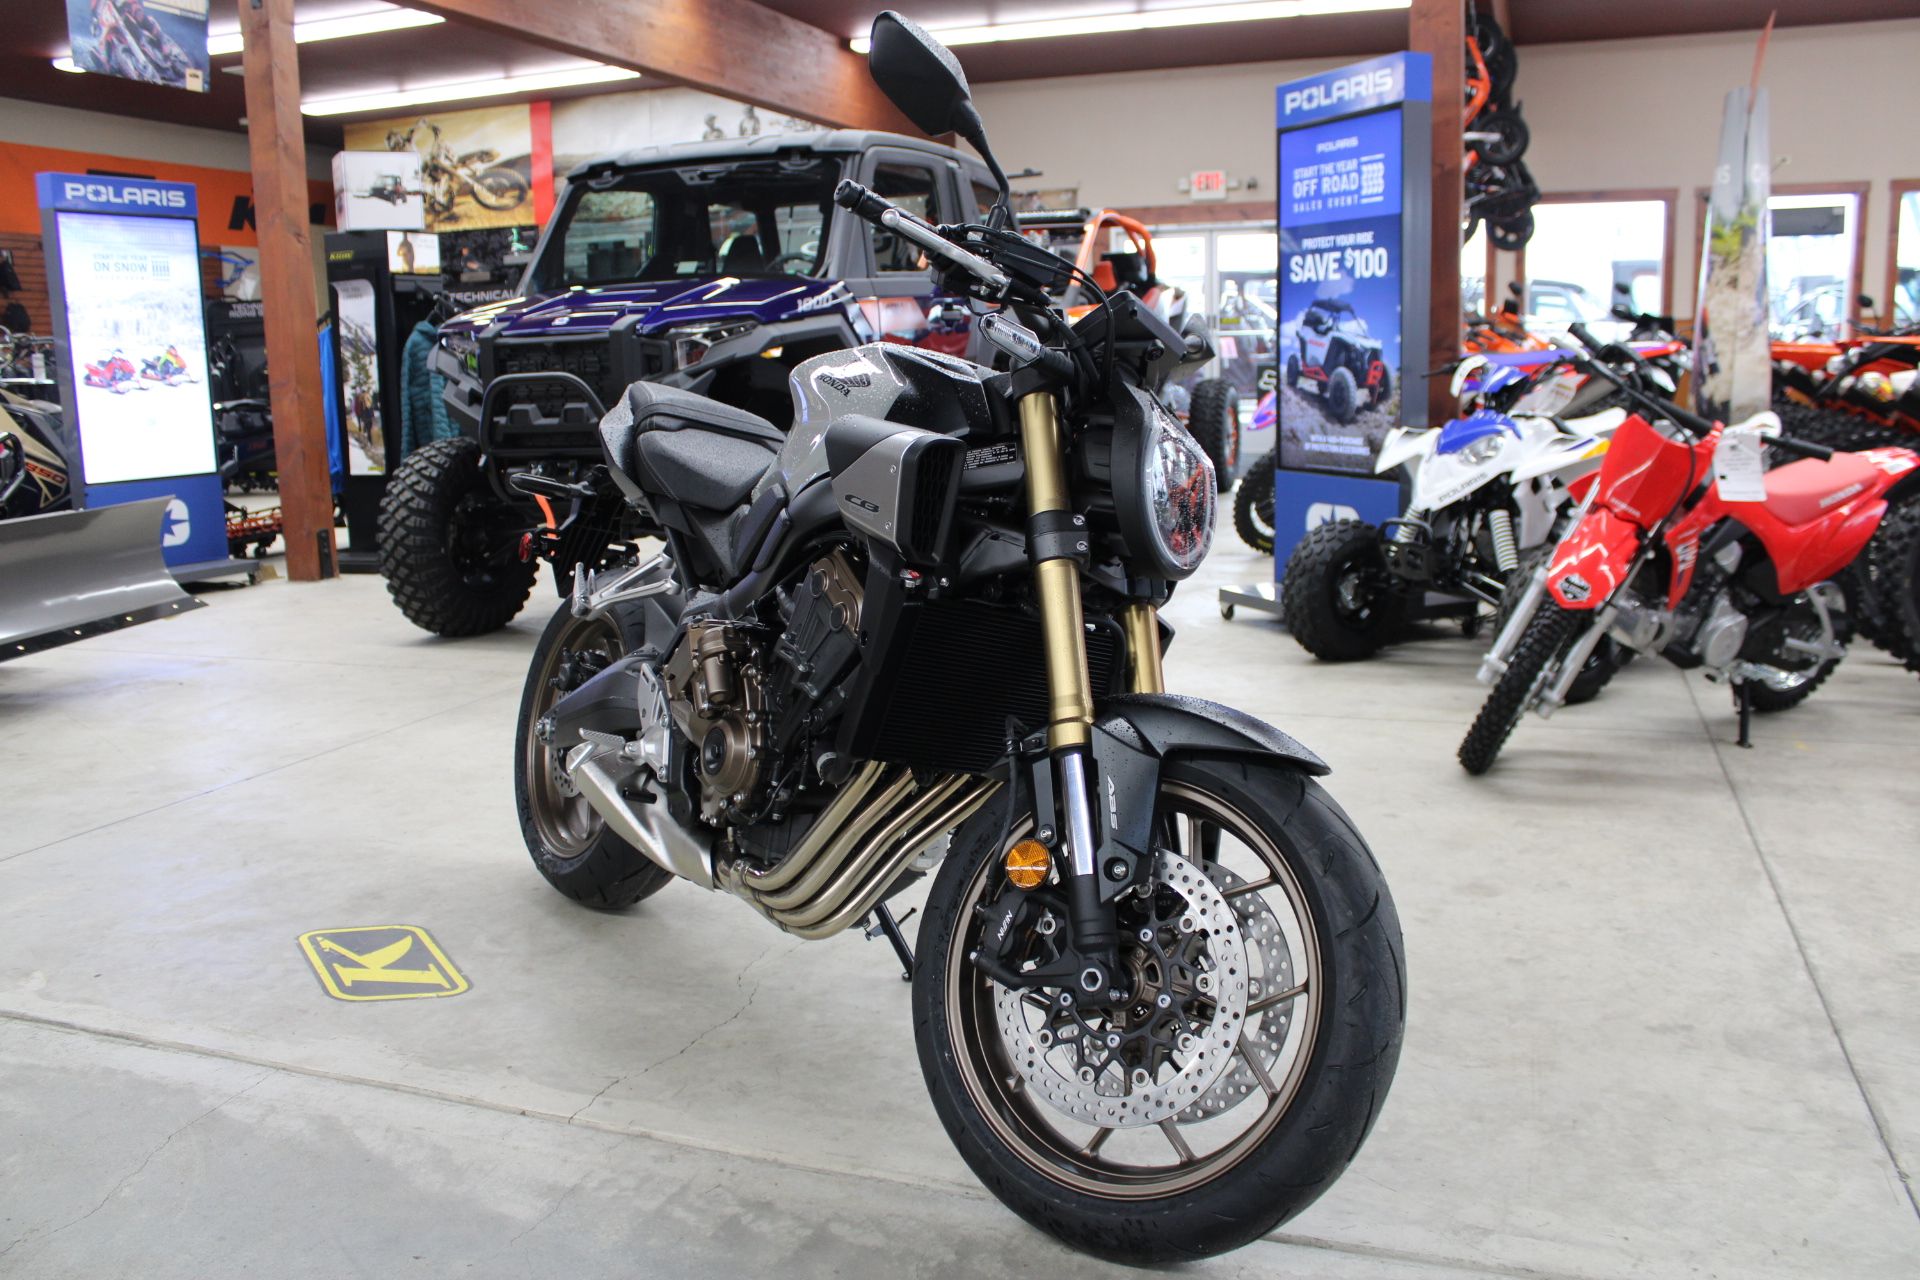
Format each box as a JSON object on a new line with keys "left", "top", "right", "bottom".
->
{"left": 324, "top": 232, "right": 445, "bottom": 573}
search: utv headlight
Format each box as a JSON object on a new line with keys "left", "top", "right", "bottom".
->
{"left": 668, "top": 319, "right": 759, "bottom": 369}
{"left": 1117, "top": 397, "right": 1216, "bottom": 580}
{"left": 438, "top": 328, "right": 480, "bottom": 375}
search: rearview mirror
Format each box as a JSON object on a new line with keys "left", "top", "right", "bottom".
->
{"left": 868, "top": 12, "right": 977, "bottom": 138}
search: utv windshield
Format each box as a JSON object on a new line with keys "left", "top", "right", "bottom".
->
{"left": 534, "top": 155, "right": 841, "bottom": 290}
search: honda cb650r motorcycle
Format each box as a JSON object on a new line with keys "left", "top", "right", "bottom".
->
{"left": 1460, "top": 323, "right": 1920, "bottom": 774}
{"left": 510, "top": 14, "right": 1403, "bottom": 1263}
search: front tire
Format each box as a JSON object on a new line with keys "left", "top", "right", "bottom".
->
{"left": 513, "top": 601, "right": 674, "bottom": 908}
{"left": 378, "top": 436, "right": 537, "bottom": 636}
{"left": 471, "top": 168, "right": 530, "bottom": 210}
{"left": 1233, "top": 454, "right": 1277, "bottom": 554}
{"left": 1186, "top": 379, "right": 1241, "bottom": 490}
{"left": 913, "top": 755, "right": 1404, "bottom": 1264}
{"left": 1280, "top": 519, "right": 1405, "bottom": 660}
{"left": 1459, "top": 601, "right": 1579, "bottom": 774}
{"left": 1326, "top": 366, "right": 1358, "bottom": 423}
{"left": 1283, "top": 353, "right": 1301, "bottom": 390}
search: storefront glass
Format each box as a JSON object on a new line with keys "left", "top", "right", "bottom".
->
{"left": 1524, "top": 200, "right": 1666, "bottom": 335}
{"left": 1764, "top": 192, "right": 1858, "bottom": 340}
{"left": 1892, "top": 190, "right": 1918, "bottom": 328}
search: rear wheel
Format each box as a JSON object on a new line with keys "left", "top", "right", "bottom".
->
{"left": 1187, "top": 379, "right": 1241, "bottom": 490}
{"left": 378, "top": 436, "right": 537, "bottom": 636}
{"left": 914, "top": 756, "right": 1404, "bottom": 1264}
{"left": 1773, "top": 399, "right": 1911, "bottom": 455}
{"left": 1459, "top": 601, "right": 1579, "bottom": 775}
{"left": 1233, "top": 454, "right": 1277, "bottom": 555}
{"left": 1279, "top": 519, "right": 1405, "bottom": 659}
{"left": 1284, "top": 354, "right": 1301, "bottom": 390}
{"left": 1742, "top": 584, "right": 1852, "bottom": 712}
{"left": 1866, "top": 500, "right": 1920, "bottom": 674}
{"left": 1326, "top": 367, "right": 1358, "bottom": 423}
{"left": 513, "top": 601, "right": 674, "bottom": 908}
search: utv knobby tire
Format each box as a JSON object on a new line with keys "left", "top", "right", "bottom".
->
{"left": 514, "top": 601, "right": 674, "bottom": 909}
{"left": 1866, "top": 498, "right": 1920, "bottom": 674}
{"left": 1280, "top": 518, "right": 1406, "bottom": 660}
{"left": 1459, "top": 601, "right": 1578, "bottom": 775}
{"left": 1372, "top": 362, "right": 1394, "bottom": 409}
{"left": 1326, "top": 366, "right": 1359, "bottom": 423}
{"left": 379, "top": 436, "right": 537, "bottom": 636}
{"left": 913, "top": 755, "right": 1405, "bottom": 1264}
{"left": 1187, "top": 378, "right": 1241, "bottom": 489}
{"left": 1284, "top": 353, "right": 1302, "bottom": 390}
{"left": 1234, "top": 453, "right": 1277, "bottom": 554}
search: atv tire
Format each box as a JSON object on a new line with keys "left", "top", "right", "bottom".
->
{"left": 1280, "top": 518, "right": 1406, "bottom": 659}
{"left": 1326, "top": 367, "right": 1358, "bottom": 423}
{"left": 1285, "top": 353, "right": 1302, "bottom": 390}
{"left": 379, "top": 436, "right": 537, "bottom": 637}
{"left": 1234, "top": 453, "right": 1277, "bottom": 554}
{"left": 1188, "top": 378, "right": 1241, "bottom": 490}
{"left": 1372, "top": 363, "right": 1394, "bottom": 409}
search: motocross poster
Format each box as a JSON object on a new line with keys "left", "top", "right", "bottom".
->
{"left": 51, "top": 209, "right": 216, "bottom": 485}
{"left": 65, "top": 0, "right": 208, "bottom": 93}
{"left": 1693, "top": 86, "right": 1771, "bottom": 425}
{"left": 333, "top": 279, "right": 384, "bottom": 475}
{"left": 1276, "top": 109, "right": 1405, "bottom": 474}
{"left": 346, "top": 105, "right": 535, "bottom": 233}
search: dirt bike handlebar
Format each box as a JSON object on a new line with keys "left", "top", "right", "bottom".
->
{"left": 1566, "top": 322, "right": 1718, "bottom": 439}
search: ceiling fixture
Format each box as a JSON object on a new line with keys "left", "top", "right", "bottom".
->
{"left": 204, "top": 7, "right": 446, "bottom": 57}
{"left": 849, "top": 0, "right": 1412, "bottom": 51}
{"left": 301, "top": 65, "right": 641, "bottom": 117}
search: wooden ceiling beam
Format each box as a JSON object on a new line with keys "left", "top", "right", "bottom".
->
{"left": 403, "top": 0, "right": 915, "bottom": 133}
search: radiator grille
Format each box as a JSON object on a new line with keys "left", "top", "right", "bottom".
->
{"left": 910, "top": 446, "right": 956, "bottom": 558}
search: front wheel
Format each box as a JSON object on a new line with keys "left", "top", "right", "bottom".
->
{"left": 1186, "top": 378, "right": 1241, "bottom": 490}
{"left": 1279, "top": 518, "right": 1405, "bottom": 660}
{"left": 1232, "top": 453, "right": 1277, "bottom": 554}
{"left": 1459, "top": 601, "right": 1579, "bottom": 774}
{"left": 914, "top": 756, "right": 1404, "bottom": 1264}
{"left": 378, "top": 436, "right": 537, "bottom": 636}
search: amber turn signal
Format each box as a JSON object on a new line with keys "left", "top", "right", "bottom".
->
{"left": 1005, "top": 839, "right": 1051, "bottom": 889}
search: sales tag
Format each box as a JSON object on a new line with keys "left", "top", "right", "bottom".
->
{"left": 1714, "top": 427, "right": 1768, "bottom": 502}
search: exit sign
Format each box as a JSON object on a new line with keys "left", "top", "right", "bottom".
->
{"left": 1190, "top": 170, "right": 1228, "bottom": 201}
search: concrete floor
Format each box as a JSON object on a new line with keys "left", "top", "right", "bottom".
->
{"left": 2, "top": 541, "right": 1916, "bottom": 1278}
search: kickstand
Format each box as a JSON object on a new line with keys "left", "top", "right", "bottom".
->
{"left": 1734, "top": 680, "right": 1753, "bottom": 749}
{"left": 863, "top": 904, "right": 916, "bottom": 982}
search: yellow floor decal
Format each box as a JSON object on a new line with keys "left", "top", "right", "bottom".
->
{"left": 297, "top": 925, "right": 469, "bottom": 1002}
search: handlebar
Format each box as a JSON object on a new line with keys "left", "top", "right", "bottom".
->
{"left": 834, "top": 179, "right": 1009, "bottom": 292}
{"left": 1565, "top": 321, "right": 1718, "bottom": 439}
{"left": 1769, "top": 434, "right": 1835, "bottom": 462}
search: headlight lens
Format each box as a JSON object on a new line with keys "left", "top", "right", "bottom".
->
{"left": 669, "top": 319, "right": 759, "bottom": 369}
{"left": 1142, "top": 405, "right": 1216, "bottom": 576}
{"left": 1461, "top": 433, "right": 1504, "bottom": 464}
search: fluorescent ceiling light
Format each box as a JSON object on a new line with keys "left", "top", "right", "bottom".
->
{"left": 849, "top": 0, "right": 1411, "bottom": 51}
{"left": 302, "top": 65, "right": 640, "bottom": 117}
{"left": 204, "top": 8, "right": 446, "bottom": 57}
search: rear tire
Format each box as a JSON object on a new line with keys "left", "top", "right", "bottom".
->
{"left": 1284, "top": 354, "right": 1301, "bottom": 389}
{"left": 1280, "top": 519, "right": 1405, "bottom": 660}
{"left": 1187, "top": 378, "right": 1241, "bottom": 490}
{"left": 378, "top": 436, "right": 537, "bottom": 637}
{"left": 513, "top": 601, "right": 674, "bottom": 908}
{"left": 1866, "top": 499, "right": 1920, "bottom": 674}
{"left": 1233, "top": 453, "right": 1277, "bottom": 555}
{"left": 1326, "top": 367, "right": 1358, "bottom": 423}
{"left": 1459, "top": 602, "right": 1579, "bottom": 775}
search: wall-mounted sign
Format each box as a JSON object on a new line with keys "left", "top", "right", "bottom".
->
{"left": 1190, "top": 170, "right": 1228, "bottom": 201}
{"left": 332, "top": 151, "right": 426, "bottom": 232}
{"left": 64, "top": 0, "right": 209, "bottom": 93}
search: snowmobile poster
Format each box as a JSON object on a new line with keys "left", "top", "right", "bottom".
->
{"left": 65, "top": 0, "right": 209, "bottom": 94}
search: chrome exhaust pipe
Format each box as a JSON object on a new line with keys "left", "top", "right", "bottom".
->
{"left": 722, "top": 761, "right": 889, "bottom": 895}
{"left": 568, "top": 739, "right": 715, "bottom": 887}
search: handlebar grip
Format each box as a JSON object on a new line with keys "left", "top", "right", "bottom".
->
{"left": 1567, "top": 322, "right": 1604, "bottom": 354}
{"left": 834, "top": 178, "right": 892, "bottom": 223}
{"left": 1770, "top": 435, "right": 1836, "bottom": 462}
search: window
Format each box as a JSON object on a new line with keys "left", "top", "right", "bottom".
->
{"left": 1463, "top": 221, "right": 1487, "bottom": 315}
{"left": 973, "top": 180, "right": 1000, "bottom": 222}
{"left": 1524, "top": 199, "right": 1668, "bottom": 338}
{"left": 1765, "top": 192, "right": 1859, "bottom": 340}
{"left": 870, "top": 163, "right": 940, "bottom": 273}
{"left": 1895, "top": 187, "right": 1920, "bottom": 327}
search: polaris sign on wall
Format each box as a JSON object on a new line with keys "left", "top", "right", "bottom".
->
{"left": 1269, "top": 53, "right": 1432, "bottom": 573}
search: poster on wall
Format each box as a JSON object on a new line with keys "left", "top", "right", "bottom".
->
{"left": 1694, "top": 86, "right": 1772, "bottom": 424}
{"left": 334, "top": 279, "right": 384, "bottom": 475}
{"left": 1276, "top": 108, "right": 1405, "bottom": 474}
{"left": 52, "top": 209, "right": 216, "bottom": 485}
{"left": 332, "top": 151, "right": 425, "bottom": 232}
{"left": 65, "top": 0, "right": 209, "bottom": 93}
{"left": 345, "top": 107, "right": 534, "bottom": 232}
{"left": 386, "top": 230, "right": 440, "bottom": 275}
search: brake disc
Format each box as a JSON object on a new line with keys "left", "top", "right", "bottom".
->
{"left": 1178, "top": 863, "right": 1294, "bottom": 1123}
{"left": 992, "top": 847, "right": 1250, "bottom": 1128}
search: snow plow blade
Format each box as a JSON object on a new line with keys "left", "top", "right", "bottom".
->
{"left": 0, "top": 499, "right": 205, "bottom": 662}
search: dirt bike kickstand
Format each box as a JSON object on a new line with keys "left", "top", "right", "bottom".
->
{"left": 1733, "top": 680, "right": 1753, "bottom": 749}
{"left": 862, "top": 905, "right": 916, "bottom": 982}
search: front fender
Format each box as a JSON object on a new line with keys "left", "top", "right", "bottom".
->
{"left": 1548, "top": 507, "right": 1641, "bottom": 608}
{"left": 1087, "top": 693, "right": 1327, "bottom": 899}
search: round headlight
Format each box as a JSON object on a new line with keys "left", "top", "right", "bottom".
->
{"left": 1140, "top": 404, "right": 1216, "bottom": 577}
{"left": 1460, "top": 433, "right": 1504, "bottom": 465}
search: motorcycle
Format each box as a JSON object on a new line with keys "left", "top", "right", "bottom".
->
{"left": 388, "top": 119, "right": 531, "bottom": 218}
{"left": 509, "top": 13, "right": 1403, "bottom": 1262}
{"left": 1460, "top": 322, "right": 1920, "bottom": 774}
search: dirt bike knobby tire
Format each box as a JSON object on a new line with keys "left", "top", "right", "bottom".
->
{"left": 1459, "top": 601, "right": 1579, "bottom": 774}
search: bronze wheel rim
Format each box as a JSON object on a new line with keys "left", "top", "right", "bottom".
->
{"left": 945, "top": 780, "right": 1322, "bottom": 1199}
{"left": 523, "top": 613, "right": 622, "bottom": 858}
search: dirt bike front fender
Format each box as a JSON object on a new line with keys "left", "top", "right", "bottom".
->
{"left": 1087, "top": 693, "right": 1329, "bottom": 898}
{"left": 1547, "top": 507, "right": 1641, "bottom": 609}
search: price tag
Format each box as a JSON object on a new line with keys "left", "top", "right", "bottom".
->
{"left": 1713, "top": 427, "right": 1768, "bottom": 502}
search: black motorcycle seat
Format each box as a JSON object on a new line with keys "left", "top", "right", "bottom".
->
{"left": 600, "top": 382, "right": 782, "bottom": 512}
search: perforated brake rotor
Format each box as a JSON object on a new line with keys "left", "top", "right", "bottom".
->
{"left": 992, "top": 848, "right": 1250, "bottom": 1128}
{"left": 1178, "top": 863, "right": 1295, "bottom": 1122}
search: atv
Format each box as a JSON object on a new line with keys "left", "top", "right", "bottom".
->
{"left": 1284, "top": 298, "right": 1391, "bottom": 424}
{"left": 379, "top": 130, "right": 999, "bottom": 637}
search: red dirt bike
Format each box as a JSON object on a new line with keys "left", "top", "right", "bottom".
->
{"left": 1460, "top": 323, "right": 1920, "bottom": 774}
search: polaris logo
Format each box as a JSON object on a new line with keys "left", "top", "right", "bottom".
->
{"left": 63, "top": 180, "right": 187, "bottom": 210}
{"left": 1283, "top": 69, "right": 1395, "bottom": 118}
{"left": 819, "top": 371, "right": 871, "bottom": 395}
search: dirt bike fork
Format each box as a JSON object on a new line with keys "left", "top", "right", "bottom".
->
{"left": 1018, "top": 389, "right": 1142, "bottom": 1000}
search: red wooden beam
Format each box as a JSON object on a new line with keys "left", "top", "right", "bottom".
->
{"left": 241, "top": 0, "right": 336, "bottom": 581}
{"left": 405, "top": 0, "right": 915, "bottom": 133}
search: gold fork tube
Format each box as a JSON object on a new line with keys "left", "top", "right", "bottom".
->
{"left": 1120, "top": 602, "right": 1165, "bottom": 694}
{"left": 1018, "top": 391, "right": 1093, "bottom": 751}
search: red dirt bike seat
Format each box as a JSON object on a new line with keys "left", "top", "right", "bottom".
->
{"left": 1758, "top": 453, "right": 1884, "bottom": 525}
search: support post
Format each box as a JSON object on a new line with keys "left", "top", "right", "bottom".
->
{"left": 1410, "top": 0, "right": 1465, "bottom": 427}
{"left": 240, "top": 0, "right": 335, "bottom": 581}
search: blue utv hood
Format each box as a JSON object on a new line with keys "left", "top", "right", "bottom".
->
{"left": 439, "top": 275, "right": 853, "bottom": 340}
